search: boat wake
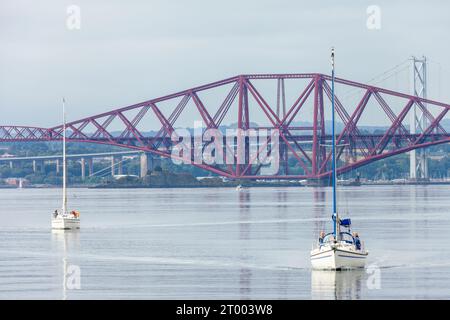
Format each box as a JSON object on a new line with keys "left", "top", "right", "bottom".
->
{"left": 0, "top": 249, "right": 304, "bottom": 272}
{"left": 89, "top": 217, "right": 329, "bottom": 230}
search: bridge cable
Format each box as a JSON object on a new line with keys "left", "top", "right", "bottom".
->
{"left": 340, "top": 58, "right": 411, "bottom": 101}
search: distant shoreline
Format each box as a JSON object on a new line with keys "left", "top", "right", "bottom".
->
{"left": 3, "top": 181, "right": 450, "bottom": 189}
{"left": 88, "top": 182, "right": 304, "bottom": 189}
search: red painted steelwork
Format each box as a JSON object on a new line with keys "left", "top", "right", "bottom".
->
{"left": 1, "top": 74, "right": 449, "bottom": 179}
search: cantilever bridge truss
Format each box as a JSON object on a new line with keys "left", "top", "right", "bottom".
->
{"left": 1, "top": 74, "right": 449, "bottom": 179}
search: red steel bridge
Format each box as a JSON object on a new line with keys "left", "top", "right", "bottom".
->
{"left": 1, "top": 73, "right": 449, "bottom": 179}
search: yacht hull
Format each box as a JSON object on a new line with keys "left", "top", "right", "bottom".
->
{"left": 311, "top": 246, "right": 367, "bottom": 270}
{"left": 52, "top": 217, "right": 80, "bottom": 230}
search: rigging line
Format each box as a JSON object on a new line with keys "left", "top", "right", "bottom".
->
{"left": 428, "top": 58, "right": 449, "bottom": 76}
{"left": 91, "top": 166, "right": 118, "bottom": 178}
{"left": 340, "top": 59, "right": 410, "bottom": 100}
{"left": 88, "top": 156, "right": 134, "bottom": 177}
{"left": 365, "top": 58, "right": 410, "bottom": 84}
{"left": 341, "top": 64, "right": 410, "bottom": 101}
{"left": 427, "top": 58, "right": 447, "bottom": 69}
{"left": 427, "top": 59, "right": 445, "bottom": 101}
{"left": 370, "top": 65, "right": 410, "bottom": 87}
{"left": 100, "top": 157, "right": 133, "bottom": 177}
{"left": 341, "top": 58, "right": 409, "bottom": 90}
{"left": 88, "top": 163, "right": 113, "bottom": 177}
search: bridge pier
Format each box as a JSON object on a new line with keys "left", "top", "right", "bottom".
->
{"left": 111, "top": 156, "right": 115, "bottom": 176}
{"left": 9, "top": 161, "right": 13, "bottom": 169}
{"left": 140, "top": 153, "right": 161, "bottom": 178}
{"left": 111, "top": 156, "right": 123, "bottom": 176}
{"left": 80, "top": 158, "right": 86, "bottom": 180}
{"left": 88, "top": 158, "right": 94, "bottom": 176}
{"left": 32, "top": 160, "right": 45, "bottom": 174}
{"left": 118, "top": 157, "right": 123, "bottom": 175}
{"left": 140, "top": 153, "right": 150, "bottom": 178}
{"left": 55, "top": 159, "right": 60, "bottom": 174}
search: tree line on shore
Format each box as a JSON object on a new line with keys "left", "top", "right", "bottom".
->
{"left": 0, "top": 142, "right": 449, "bottom": 185}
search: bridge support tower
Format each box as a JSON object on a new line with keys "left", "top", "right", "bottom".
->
{"left": 410, "top": 56, "right": 429, "bottom": 180}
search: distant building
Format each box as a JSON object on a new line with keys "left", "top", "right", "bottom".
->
{"left": 428, "top": 155, "right": 446, "bottom": 161}
{"left": 112, "top": 174, "right": 139, "bottom": 180}
{"left": 196, "top": 176, "right": 227, "bottom": 182}
{"left": 4, "top": 178, "right": 29, "bottom": 186}
{"left": 0, "top": 153, "right": 15, "bottom": 158}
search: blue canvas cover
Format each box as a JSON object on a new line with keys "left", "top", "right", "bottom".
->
{"left": 340, "top": 218, "right": 351, "bottom": 227}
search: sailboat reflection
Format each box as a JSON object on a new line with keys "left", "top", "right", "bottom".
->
{"left": 311, "top": 269, "right": 365, "bottom": 300}
{"left": 51, "top": 230, "right": 80, "bottom": 300}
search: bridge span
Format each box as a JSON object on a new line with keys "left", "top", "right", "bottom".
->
{"left": 1, "top": 73, "right": 449, "bottom": 180}
{"left": 0, "top": 150, "right": 160, "bottom": 179}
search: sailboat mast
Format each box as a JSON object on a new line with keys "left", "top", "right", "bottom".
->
{"left": 331, "top": 48, "right": 339, "bottom": 239}
{"left": 62, "top": 98, "right": 67, "bottom": 214}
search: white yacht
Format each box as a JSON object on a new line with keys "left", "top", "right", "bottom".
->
{"left": 52, "top": 98, "right": 80, "bottom": 230}
{"left": 310, "top": 48, "right": 368, "bottom": 270}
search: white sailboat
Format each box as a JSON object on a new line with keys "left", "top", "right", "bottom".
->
{"left": 310, "top": 48, "right": 368, "bottom": 270}
{"left": 51, "top": 98, "right": 80, "bottom": 230}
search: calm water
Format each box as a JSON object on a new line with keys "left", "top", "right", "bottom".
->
{"left": 0, "top": 185, "right": 449, "bottom": 299}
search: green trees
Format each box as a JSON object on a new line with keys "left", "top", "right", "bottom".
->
{"left": 0, "top": 166, "right": 33, "bottom": 178}
{"left": 0, "top": 141, "right": 448, "bottom": 184}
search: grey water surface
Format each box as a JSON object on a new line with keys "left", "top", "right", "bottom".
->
{"left": 0, "top": 185, "right": 449, "bottom": 299}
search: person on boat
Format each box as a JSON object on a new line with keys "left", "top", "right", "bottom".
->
{"left": 353, "top": 232, "right": 361, "bottom": 250}
{"left": 53, "top": 210, "right": 58, "bottom": 218}
{"left": 71, "top": 210, "right": 79, "bottom": 218}
{"left": 319, "top": 231, "right": 325, "bottom": 246}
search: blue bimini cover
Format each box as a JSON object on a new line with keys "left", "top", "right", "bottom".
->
{"left": 340, "top": 218, "right": 351, "bottom": 227}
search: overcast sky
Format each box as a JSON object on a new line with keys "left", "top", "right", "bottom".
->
{"left": 1, "top": 0, "right": 449, "bottom": 127}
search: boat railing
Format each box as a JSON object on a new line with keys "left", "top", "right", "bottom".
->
{"left": 315, "top": 232, "right": 367, "bottom": 250}
{"left": 360, "top": 241, "right": 365, "bottom": 252}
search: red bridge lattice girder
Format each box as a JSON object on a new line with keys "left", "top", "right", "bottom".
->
{"left": 1, "top": 73, "right": 449, "bottom": 179}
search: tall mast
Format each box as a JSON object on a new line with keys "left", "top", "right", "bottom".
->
{"left": 331, "top": 48, "right": 339, "bottom": 240}
{"left": 62, "top": 98, "right": 67, "bottom": 214}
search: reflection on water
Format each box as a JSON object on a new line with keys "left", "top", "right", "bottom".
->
{"left": 51, "top": 230, "right": 80, "bottom": 300}
{"left": 239, "top": 268, "right": 252, "bottom": 299}
{"left": 238, "top": 191, "right": 251, "bottom": 240}
{"left": 311, "top": 270, "right": 365, "bottom": 300}
{"left": 238, "top": 190, "right": 252, "bottom": 298}
{"left": 275, "top": 191, "right": 289, "bottom": 241}
{"left": 312, "top": 189, "right": 327, "bottom": 241}
{"left": 51, "top": 229, "right": 80, "bottom": 250}
{"left": 0, "top": 185, "right": 449, "bottom": 299}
